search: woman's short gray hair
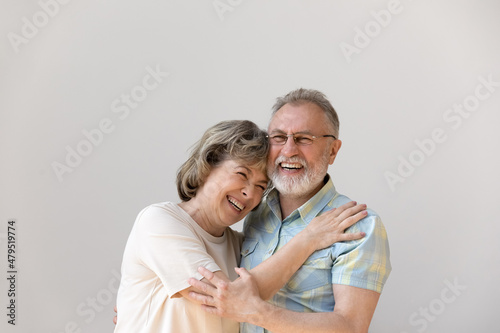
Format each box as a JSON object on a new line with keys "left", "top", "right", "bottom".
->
{"left": 176, "top": 120, "right": 269, "bottom": 201}
{"left": 272, "top": 88, "right": 340, "bottom": 138}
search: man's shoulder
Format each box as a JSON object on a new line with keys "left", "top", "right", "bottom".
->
{"left": 324, "top": 192, "right": 385, "bottom": 236}
{"left": 328, "top": 192, "right": 381, "bottom": 216}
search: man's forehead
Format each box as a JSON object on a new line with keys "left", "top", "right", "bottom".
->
{"left": 268, "top": 102, "right": 329, "bottom": 132}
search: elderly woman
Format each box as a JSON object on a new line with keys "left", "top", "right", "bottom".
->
{"left": 114, "top": 120, "right": 365, "bottom": 333}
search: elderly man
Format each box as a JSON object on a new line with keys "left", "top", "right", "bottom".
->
{"left": 189, "top": 88, "right": 392, "bottom": 333}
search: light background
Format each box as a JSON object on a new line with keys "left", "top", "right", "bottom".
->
{"left": 1, "top": 1, "right": 499, "bottom": 332}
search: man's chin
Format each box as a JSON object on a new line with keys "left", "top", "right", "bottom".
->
{"left": 272, "top": 177, "right": 309, "bottom": 198}
{"left": 272, "top": 170, "right": 328, "bottom": 199}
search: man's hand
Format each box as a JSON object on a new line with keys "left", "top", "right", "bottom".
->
{"left": 188, "top": 266, "right": 264, "bottom": 323}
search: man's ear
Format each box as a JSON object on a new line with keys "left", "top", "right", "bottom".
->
{"left": 328, "top": 140, "right": 342, "bottom": 165}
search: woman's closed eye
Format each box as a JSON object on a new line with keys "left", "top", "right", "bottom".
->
{"left": 256, "top": 184, "right": 266, "bottom": 191}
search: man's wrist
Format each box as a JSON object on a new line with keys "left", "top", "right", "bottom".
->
{"left": 245, "top": 298, "right": 275, "bottom": 327}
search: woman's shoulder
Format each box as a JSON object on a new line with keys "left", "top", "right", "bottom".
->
{"left": 134, "top": 202, "right": 194, "bottom": 232}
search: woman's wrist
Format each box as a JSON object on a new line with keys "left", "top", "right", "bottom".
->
{"left": 295, "top": 228, "right": 320, "bottom": 254}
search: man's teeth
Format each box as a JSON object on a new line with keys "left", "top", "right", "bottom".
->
{"left": 228, "top": 197, "right": 244, "bottom": 211}
{"left": 281, "top": 162, "right": 303, "bottom": 169}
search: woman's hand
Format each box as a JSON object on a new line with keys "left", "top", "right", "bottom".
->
{"left": 303, "top": 201, "right": 367, "bottom": 250}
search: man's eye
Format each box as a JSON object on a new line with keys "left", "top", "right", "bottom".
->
{"left": 272, "top": 135, "right": 287, "bottom": 143}
{"left": 296, "top": 136, "right": 313, "bottom": 144}
{"left": 237, "top": 172, "right": 247, "bottom": 179}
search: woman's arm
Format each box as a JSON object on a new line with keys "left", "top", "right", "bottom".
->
{"left": 247, "top": 201, "right": 366, "bottom": 300}
{"left": 180, "top": 201, "right": 366, "bottom": 302}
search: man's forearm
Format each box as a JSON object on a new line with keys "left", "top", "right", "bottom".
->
{"left": 188, "top": 267, "right": 379, "bottom": 332}
{"left": 246, "top": 301, "right": 355, "bottom": 333}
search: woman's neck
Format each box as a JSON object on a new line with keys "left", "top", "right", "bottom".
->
{"left": 178, "top": 199, "right": 225, "bottom": 237}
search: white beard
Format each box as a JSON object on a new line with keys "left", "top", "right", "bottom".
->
{"left": 268, "top": 153, "right": 329, "bottom": 199}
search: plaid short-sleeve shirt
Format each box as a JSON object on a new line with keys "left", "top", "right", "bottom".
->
{"left": 239, "top": 175, "right": 392, "bottom": 333}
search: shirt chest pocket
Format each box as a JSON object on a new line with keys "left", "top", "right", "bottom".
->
{"left": 240, "top": 239, "right": 260, "bottom": 269}
{"left": 285, "top": 248, "right": 333, "bottom": 292}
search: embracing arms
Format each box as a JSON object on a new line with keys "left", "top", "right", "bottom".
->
{"left": 180, "top": 201, "right": 366, "bottom": 301}
{"left": 186, "top": 207, "right": 392, "bottom": 332}
{"left": 189, "top": 267, "right": 380, "bottom": 333}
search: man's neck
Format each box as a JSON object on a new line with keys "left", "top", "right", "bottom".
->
{"left": 278, "top": 181, "right": 325, "bottom": 220}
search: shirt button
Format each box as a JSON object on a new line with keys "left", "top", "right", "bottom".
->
{"left": 243, "top": 249, "right": 249, "bottom": 255}
{"left": 268, "top": 249, "right": 273, "bottom": 254}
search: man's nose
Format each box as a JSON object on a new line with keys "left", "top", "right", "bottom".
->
{"left": 280, "top": 136, "right": 299, "bottom": 157}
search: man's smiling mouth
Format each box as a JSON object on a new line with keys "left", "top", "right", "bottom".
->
{"left": 280, "top": 162, "right": 303, "bottom": 170}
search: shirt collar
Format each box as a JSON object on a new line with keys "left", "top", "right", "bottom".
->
{"left": 266, "top": 174, "right": 338, "bottom": 224}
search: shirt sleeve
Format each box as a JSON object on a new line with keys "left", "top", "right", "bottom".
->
{"left": 330, "top": 212, "right": 392, "bottom": 293}
{"left": 134, "top": 205, "right": 221, "bottom": 298}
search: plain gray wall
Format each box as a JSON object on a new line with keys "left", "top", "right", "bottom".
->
{"left": 1, "top": 1, "right": 499, "bottom": 332}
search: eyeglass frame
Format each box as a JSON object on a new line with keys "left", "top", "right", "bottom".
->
{"left": 266, "top": 132, "right": 337, "bottom": 146}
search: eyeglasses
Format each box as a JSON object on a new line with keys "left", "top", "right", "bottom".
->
{"left": 267, "top": 133, "right": 337, "bottom": 146}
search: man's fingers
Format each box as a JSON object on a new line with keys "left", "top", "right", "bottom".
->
{"left": 234, "top": 266, "right": 250, "bottom": 277}
{"left": 197, "top": 267, "right": 228, "bottom": 289}
{"left": 234, "top": 267, "right": 256, "bottom": 284}
{"left": 197, "top": 266, "right": 215, "bottom": 280}
{"left": 188, "top": 291, "right": 214, "bottom": 305}
{"left": 188, "top": 277, "right": 216, "bottom": 295}
{"left": 200, "top": 304, "right": 221, "bottom": 316}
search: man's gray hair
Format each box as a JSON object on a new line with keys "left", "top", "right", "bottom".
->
{"left": 272, "top": 88, "right": 340, "bottom": 138}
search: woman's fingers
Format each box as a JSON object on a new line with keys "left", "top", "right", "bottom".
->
{"left": 338, "top": 231, "right": 366, "bottom": 241}
{"left": 335, "top": 204, "right": 367, "bottom": 225}
{"left": 306, "top": 201, "right": 369, "bottom": 249}
{"left": 322, "top": 201, "right": 356, "bottom": 219}
{"left": 317, "top": 201, "right": 365, "bottom": 224}
{"left": 338, "top": 209, "right": 368, "bottom": 230}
